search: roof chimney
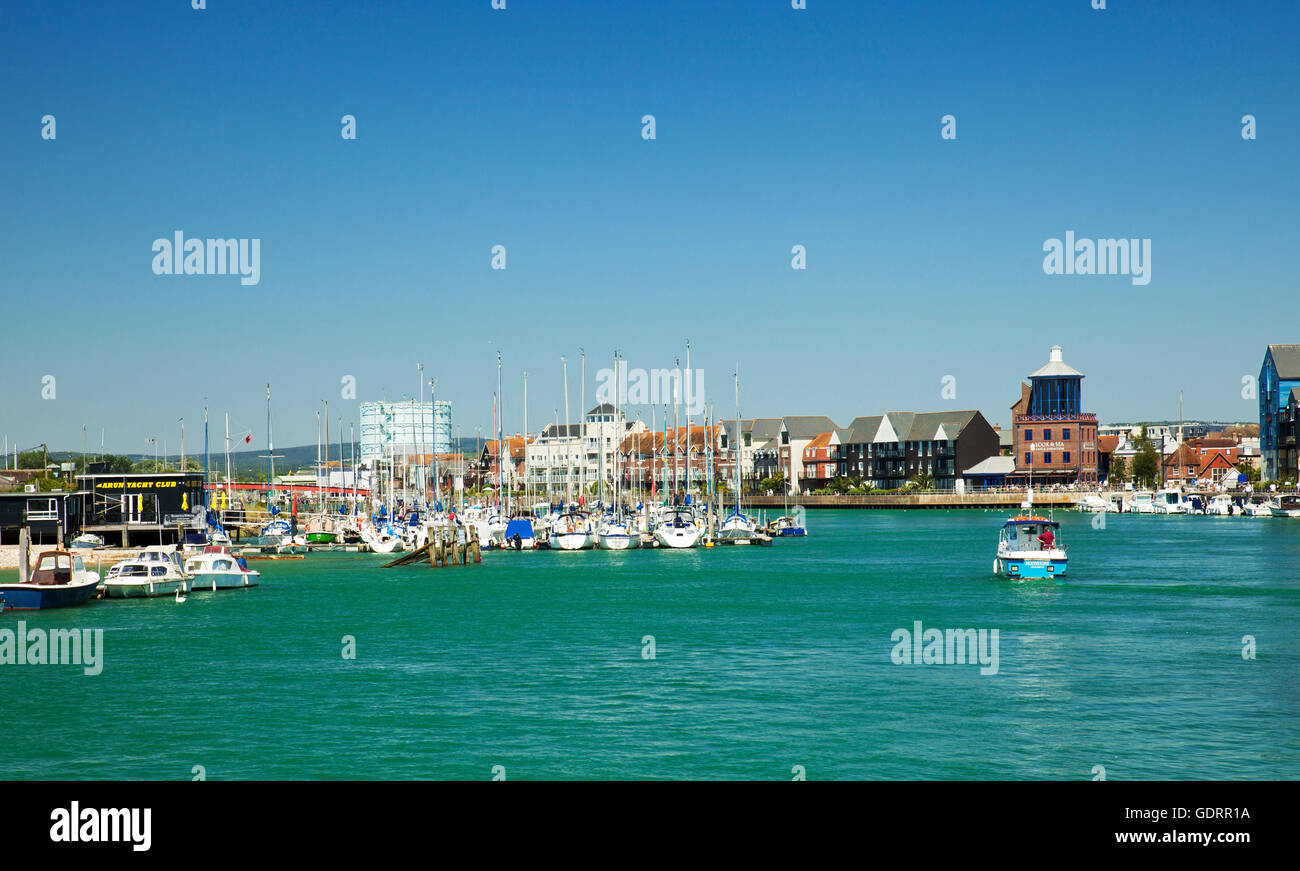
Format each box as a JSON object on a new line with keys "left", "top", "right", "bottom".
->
{"left": 1049, "top": 345, "right": 1063, "bottom": 363}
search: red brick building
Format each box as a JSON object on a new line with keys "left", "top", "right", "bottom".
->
{"left": 1009, "top": 346, "right": 1100, "bottom": 486}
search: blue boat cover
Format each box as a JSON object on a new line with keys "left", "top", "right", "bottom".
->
{"left": 504, "top": 519, "right": 535, "bottom": 539}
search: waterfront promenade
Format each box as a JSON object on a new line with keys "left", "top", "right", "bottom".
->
{"left": 747, "top": 492, "right": 1082, "bottom": 510}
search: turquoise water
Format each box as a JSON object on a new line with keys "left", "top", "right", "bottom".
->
{"left": 2, "top": 510, "right": 1298, "bottom": 780}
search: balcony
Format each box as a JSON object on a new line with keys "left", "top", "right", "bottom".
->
{"left": 1014, "top": 413, "right": 1097, "bottom": 423}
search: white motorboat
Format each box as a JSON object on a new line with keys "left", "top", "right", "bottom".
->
{"left": 993, "top": 514, "right": 1068, "bottom": 580}
{"left": 1244, "top": 496, "right": 1273, "bottom": 517}
{"left": 1127, "top": 491, "right": 1156, "bottom": 514}
{"left": 184, "top": 546, "right": 260, "bottom": 591}
{"left": 102, "top": 545, "right": 191, "bottom": 598}
{"left": 1076, "top": 493, "right": 1109, "bottom": 513}
{"left": 1270, "top": 494, "right": 1300, "bottom": 518}
{"left": 1206, "top": 494, "right": 1235, "bottom": 516}
{"left": 1152, "top": 488, "right": 1187, "bottom": 514}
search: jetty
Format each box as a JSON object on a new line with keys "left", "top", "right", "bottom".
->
{"left": 383, "top": 524, "right": 482, "bottom": 568}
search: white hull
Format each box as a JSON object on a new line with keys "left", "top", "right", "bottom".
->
{"left": 653, "top": 526, "right": 701, "bottom": 549}
{"left": 597, "top": 532, "right": 637, "bottom": 550}
{"left": 553, "top": 532, "right": 592, "bottom": 550}
{"left": 189, "top": 571, "right": 260, "bottom": 590}
{"left": 103, "top": 578, "right": 190, "bottom": 598}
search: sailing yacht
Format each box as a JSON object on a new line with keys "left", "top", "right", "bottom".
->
{"left": 597, "top": 513, "right": 639, "bottom": 550}
{"left": 552, "top": 511, "right": 594, "bottom": 550}
{"left": 653, "top": 507, "right": 702, "bottom": 548}
{"left": 712, "top": 368, "right": 772, "bottom": 546}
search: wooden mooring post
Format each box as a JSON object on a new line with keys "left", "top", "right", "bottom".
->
{"left": 384, "top": 522, "right": 481, "bottom": 569}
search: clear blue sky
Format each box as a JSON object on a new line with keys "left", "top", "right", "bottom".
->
{"left": 2, "top": 0, "right": 1296, "bottom": 455}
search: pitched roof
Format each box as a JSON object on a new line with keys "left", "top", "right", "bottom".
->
{"left": 623, "top": 425, "right": 722, "bottom": 454}
{"left": 586, "top": 403, "right": 617, "bottom": 416}
{"left": 783, "top": 415, "right": 839, "bottom": 439}
{"left": 1097, "top": 435, "right": 1120, "bottom": 453}
{"left": 898, "top": 410, "right": 979, "bottom": 441}
{"left": 803, "top": 432, "right": 832, "bottom": 452}
{"left": 1198, "top": 449, "right": 1237, "bottom": 475}
{"left": 1267, "top": 344, "right": 1300, "bottom": 379}
{"left": 750, "top": 418, "right": 783, "bottom": 443}
{"left": 964, "top": 456, "right": 1016, "bottom": 476}
{"left": 841, "top": 411, "right": 981, "bottom": 444}
{"left": 719, "top": 418, "right": 753, "bottom": 447}
{"left": 1028, "top": 345, "right": 1085, "bottom": 378}
{"left": 539, "top": 422, "right": 583, "bottom": 439}
{"left": 1162, "top": 445, "right": 1199, "bottom": 467}
{"left": 483, "top": 436, "right": 530, "bottom": 458}
{"left": 844, "top": 415, "right": 884, "bottom": 445}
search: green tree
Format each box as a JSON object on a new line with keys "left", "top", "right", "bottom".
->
{"left": 1131, "top": 426, "right": 1160, "bottom": 487}
{"left": 17, "top": 449, "right": 47, "bottom": 470}
{"left": 1108, "top": 456, "right": 1128, "bottom": 485}
{"left": 906, "top": 472, "right": 936, "bottom": 491}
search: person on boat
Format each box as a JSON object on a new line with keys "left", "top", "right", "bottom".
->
{"left": 236, "top": 555, "right": 250, "bottom": 572}
{"left": 1037, "top": 526, "right": 1055, "bottom": 551}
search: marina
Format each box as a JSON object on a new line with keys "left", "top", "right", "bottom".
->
{"left": 2, "top": 509, "right": 1295, "bottom": 780}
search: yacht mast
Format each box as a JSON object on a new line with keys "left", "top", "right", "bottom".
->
{"left": 734, "top": 367, "right": 741, "bottom": 517}
{"left": 562, "top": 356, "right": 571, "bottom": 505}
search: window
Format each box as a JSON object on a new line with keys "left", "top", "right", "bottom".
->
{"left": 1063, "top": 428, "right": 1071, "bottom": 440}
{"left": 1024, "top": 452, "right": 1032, "bottom": 465}
{"left": 1044, "top": 429, "right": 1052, "bottom": 440}
{"left": 1044, "top": 452, "right": 1052, "bottom": 463}
{"left": 1024, "top": 429, "right": 1032, "bottom": 441}
{"left": 1063, "top": 451, "right": 1071, "bottom": 464}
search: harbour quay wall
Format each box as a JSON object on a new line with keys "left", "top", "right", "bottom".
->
{"left": 745, "top": 493, "right": 1080, "bottom": 510}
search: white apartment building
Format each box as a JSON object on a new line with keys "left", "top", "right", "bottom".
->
{"left": 524, "top": 404, "right": 648, "bottom": 494}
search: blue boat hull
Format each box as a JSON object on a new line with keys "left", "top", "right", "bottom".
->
{"left": 995, "top": 557, "right": 1067, "bottom": 580}
{"left": 0, "top": 580, "right": 100, "bottom": 610}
